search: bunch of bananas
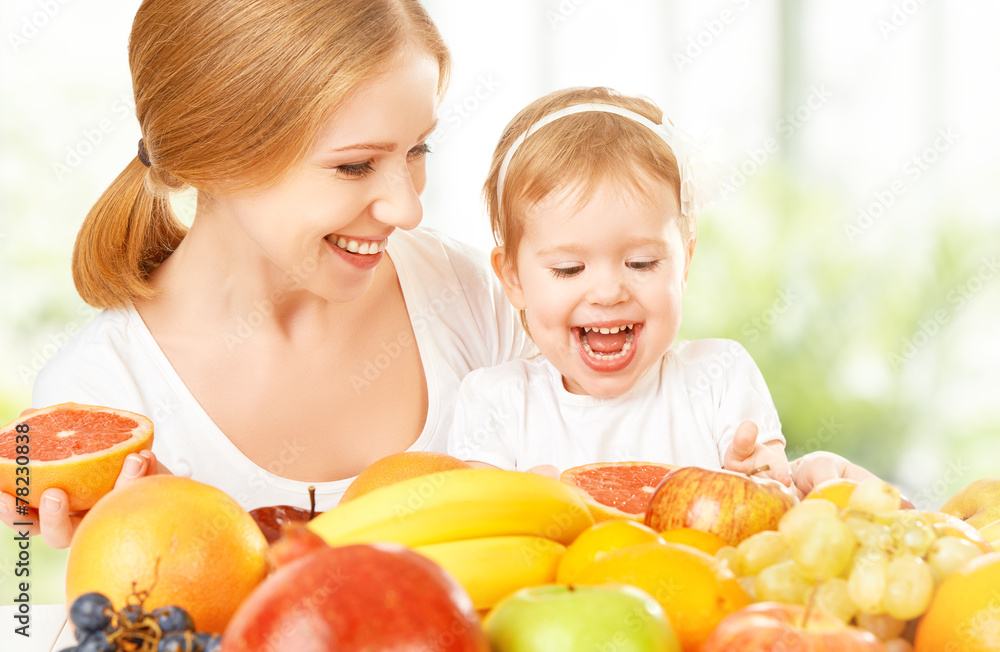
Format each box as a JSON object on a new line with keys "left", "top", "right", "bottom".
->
{"left": 308, "top": 468, "right": 595, "bottom": 609}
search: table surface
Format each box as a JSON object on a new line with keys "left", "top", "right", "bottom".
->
{"left": 0, "top": 604, "right": 73, "bottom": 652}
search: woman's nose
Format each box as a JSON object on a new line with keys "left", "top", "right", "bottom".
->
{"left": 370, "top": 161, "right": 423, "bottom": 230}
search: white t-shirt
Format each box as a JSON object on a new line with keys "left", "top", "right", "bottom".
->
{"left": 33, "top": 227, "right": 533, "bottom": 510}
{"left": 446, "top": 339, "right": 783, "bottom": 472}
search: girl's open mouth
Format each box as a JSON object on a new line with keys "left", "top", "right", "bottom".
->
{"left": 574, "top": 323, "right": 640, "bottom": 372}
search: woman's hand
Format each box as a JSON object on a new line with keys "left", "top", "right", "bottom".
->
{"left": 722, "top": 421, "right": 793, "bottom": 487}
{"left": 1, "top": 440, "right": 159, "bottom": 549}
{"left": 789, "top": 450, "right": 878, "bottom": 500}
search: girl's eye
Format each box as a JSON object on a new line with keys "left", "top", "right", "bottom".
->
{"left": 550, "top": 265, "right": 584, "bottom": 278}
{"left": 407, "top": 142, "right": 432, "bottom": 161}
{"left": 336, "top": 161, "right": 375, "bottom": 178}
{"left": 627, "top": 259, "right": 661, "bottom": 272}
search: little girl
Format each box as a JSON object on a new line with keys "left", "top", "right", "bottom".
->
{"left": 446, "top": 87, "right": 791, "bottom": 484}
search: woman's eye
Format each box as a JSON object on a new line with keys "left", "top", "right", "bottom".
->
{"left": 407, "top": 142, "right": 432, "bottom": 161}
{"left": 336, "top": 161, "right": 375, "bottom": 178}
{"left": 627, "top": 259, "right": 661, "bottom": 272}
{"left": 550, "top": 265, "right": 584, "bottom": 278}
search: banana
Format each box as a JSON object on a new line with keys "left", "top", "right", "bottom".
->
{"left": 413, "top": 535, "right": 565, "bottom": 610}
{"left": 308, "top": 468, "right": 594, "bottom": 547}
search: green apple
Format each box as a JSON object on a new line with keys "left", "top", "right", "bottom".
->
{"left": 484, "top": 583, "right": 680, "bottom": 652}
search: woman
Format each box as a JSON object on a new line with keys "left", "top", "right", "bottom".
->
{"left": 0, "top": 0, "right": 531, "bottom": 548}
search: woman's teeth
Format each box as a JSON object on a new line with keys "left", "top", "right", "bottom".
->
{"left": 332, "top": 237, "right": 387, "bottom": 255}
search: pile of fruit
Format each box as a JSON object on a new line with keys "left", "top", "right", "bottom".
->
{"left": 3, "top": 407, "right": 999, "bottom": 651}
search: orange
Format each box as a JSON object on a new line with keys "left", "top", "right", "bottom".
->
{"left": 561, "top": 461, "right": 678, "bottom": 522}
{"left": 65, "top": 475, "right": 269, "bottom": 634}
{"left": 659, "top": 527, "right": 729, "bottom": 555}
{"left": 556, "top": 519, "right": 665, "bottom": 583}
{"left": 339, "top": 451, "right": 471, "bottom": 503}
{"left": 915, "top": 551, "right": 1000, "bottom": 652}
{"left": 804, "top": 478, "right": 858, "bottom": 508}
{"left": 573, "top": 541, "right": 751, "bottom": 652}
{"left": 0, "top": 403, "right": 153, "bottom": 511}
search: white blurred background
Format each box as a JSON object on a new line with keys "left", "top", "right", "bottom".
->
{"left": 2, "top": 0, "right": 1000, "bottom": 603}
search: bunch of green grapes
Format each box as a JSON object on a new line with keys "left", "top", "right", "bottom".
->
{"left": 714, "top": 478, "right": 988, "bottom": 643}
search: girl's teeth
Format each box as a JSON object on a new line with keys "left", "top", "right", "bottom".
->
{"left": 582, "top": 324, "right": 634, "bottom": 333}
{"left": 331, "top": 237, "right": 386, "bottom": 255}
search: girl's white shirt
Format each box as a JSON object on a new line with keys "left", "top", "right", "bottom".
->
{"left": 33, "top": 227, "right": 533, "bottom": 510}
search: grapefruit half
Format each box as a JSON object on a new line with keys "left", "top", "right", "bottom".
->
{"left": 561, "top": 461, "right": 679, "bottom": 522}
{"left": 0, "top": 403, "right": 153, "bottom": 511}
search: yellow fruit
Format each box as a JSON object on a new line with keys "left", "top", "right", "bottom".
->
{"left": 573, "top": 541, "right": 751, "bottom": 652}
{"left": 804, "top": 478, "right": 858, "bottom": 508}
{"left": 65, "top": 475, "right": 269, "bottom": 634}
{"left": 659, "top": 527, "right": 729, "bottom": 555}
{"left": 310, "top": 468, "right": 594, "bottom": 547}
{"left": 414, "top": 535, "right": 564, "bottom": 610}
{"left": 339, "top": 451, "right": 470, "bottom": 504}
{"left": 940, "top": 478, "right": 1000, "bottom": 530}
{"left": 556, "top": 520, "right": 665, "bottom": 583}
{"left": 914, "top": 551, "right": 1000, "bottom": 652}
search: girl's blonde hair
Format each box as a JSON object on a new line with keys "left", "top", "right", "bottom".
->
{"left": 74, "top": 0, "right": 451, "bottom": 309}
{"left": 484, "top": 87, "right": 690, "bottom": 268}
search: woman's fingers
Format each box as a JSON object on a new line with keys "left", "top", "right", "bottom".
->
{"left": 38, "top": 487, "right": 79, "bottom": 549}
{"left": 0, "top": 491, "right": 41, "bottom": 537}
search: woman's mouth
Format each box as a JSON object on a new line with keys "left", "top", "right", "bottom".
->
{"left": 325, "top": 235, "right": 388, "bottom": 270}
{"left": 574, "top": 323, "right": 640, "bottom": 372}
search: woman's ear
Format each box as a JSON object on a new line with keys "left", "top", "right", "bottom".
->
{"left": 491, "top": 246, "right": 526, "bottom": 310}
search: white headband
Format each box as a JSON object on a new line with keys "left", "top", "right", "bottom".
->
{"left": 495, "top": 102, "right": 701, "bottom": 217}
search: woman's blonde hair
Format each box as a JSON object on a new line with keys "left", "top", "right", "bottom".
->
{"left": 484, "top": 87, "right": 690, "bottom": 269}
{"left": 73, "top": 0, "right": 451, "bottom": 309}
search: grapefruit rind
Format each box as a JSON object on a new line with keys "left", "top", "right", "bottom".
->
{"left": 0, "top": 403, "right": 153, "bottom": 511}
{"left": 561, "top": 461, "right": 679, "bottom": 523}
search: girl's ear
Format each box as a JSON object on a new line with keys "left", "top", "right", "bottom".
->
{"left": 682, "top": 236, "right": 697, "bottom": 289}
{"left": 491, "top": 246, "right": 526, "bottom": 310}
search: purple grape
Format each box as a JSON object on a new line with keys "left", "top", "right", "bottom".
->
{"left": 157, "top": 631, "right": 205, "bottom": 652}
{"left": 76, "top": 631, "right": 115, "bottom": 652}
{"left": 151, "top": 605, "right": 195, "bottom": 634}
{"left": 69, "top": 592, "right": 113, "bottom": 634}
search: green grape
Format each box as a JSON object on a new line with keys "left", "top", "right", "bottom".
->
{"left": 735, "top": 531, "right": 788, "bottom": 576}
{"left": 714, "top": 545, "right": 739, "bottom": 575}
{"left": 847, "top": 478, "right": 901, "bottom": 515}
{"left": 791, "top": 515, "right": 857, "bottom": 580}
{"left": 845, "top": 516, "right": 894, "bottom": 550}
{"left": 927, "top": 535, "right": 983, "bottom": 579}
{"left": 898, "top": 520, "right": 936, "bottom": 556}
{"left": 737, "top": 575, "right": 756, "bottom": 600}
{"left": 882, "top": 553, "right": 935, "bottom": 621}
{"left": 807, "top": 577, "right": 857, "bottom": 623}
{"left": 778, "top": 499, "right": 839, "bottom": 542}
{"left": 755, "top": 559, "right": 811, "bottom": 604}
{"left": 855, "top": 612, "right": 906, "bottom": 641}
{"left": 847, "top": 545, "right": 889, "bottom": 614}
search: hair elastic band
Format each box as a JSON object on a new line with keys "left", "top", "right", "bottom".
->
{"left": 137, "top": 139, "right": 151, "bottom": 168}
{"left": 495, "top": 102, "right": 701, "bottom": 217}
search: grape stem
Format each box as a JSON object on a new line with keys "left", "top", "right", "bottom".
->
{"left": 308, "top": 485, "right": 317, "bottom": 519}
{"left": 800, "top": 579, "right": 821, "bottom": 630}
{"left": 747, "top": 465, "right": 771, "bottom": 478}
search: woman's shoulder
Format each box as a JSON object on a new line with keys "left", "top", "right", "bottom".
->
{"left": 390, "top": 227, "right": 494, "bottom": 287}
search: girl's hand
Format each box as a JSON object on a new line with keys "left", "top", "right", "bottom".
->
{"left": 0, "top": 447, "right": 159, "bottom": 549}
{"left": 722, "top": 421, "right": 793, "bottom": 487}
{"left": 789, "top": 450, "right": 878, "bottom": 500}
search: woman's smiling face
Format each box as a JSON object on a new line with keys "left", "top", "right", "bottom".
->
{"left": 213, "top": 48, "right": 440, "bottom": 303}
{"left": 495, "top": 179, "right": 694, "bottom": 398}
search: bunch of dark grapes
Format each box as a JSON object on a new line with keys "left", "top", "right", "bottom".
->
{"left": 60, "top": 591, "right": 222, "bottom": 652}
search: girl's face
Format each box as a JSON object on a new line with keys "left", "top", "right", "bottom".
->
{"left": 494, "top": 179, "right": 694, "bottom": 398}
{"left": 212, "top": 49, "right": 440, "bottom": 303}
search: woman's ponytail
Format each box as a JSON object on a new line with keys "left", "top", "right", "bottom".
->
{"left": 71, "top": 155, "right": 187, "bottom": 309}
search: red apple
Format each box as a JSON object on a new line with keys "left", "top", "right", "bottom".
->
{"left": 645, "top": 466, "right": 796, "bottom": 546}
{"left": 221, "top": 542, "right": 489, "bottom": 652}
{"left": 702, "top": 602, "right": 887, "bottom": 651}
{"left": 249, "top": 486, "right": 323, "bottom": 543}
{"left": 267, "top": 522, "right": 328, "bottom": 569}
